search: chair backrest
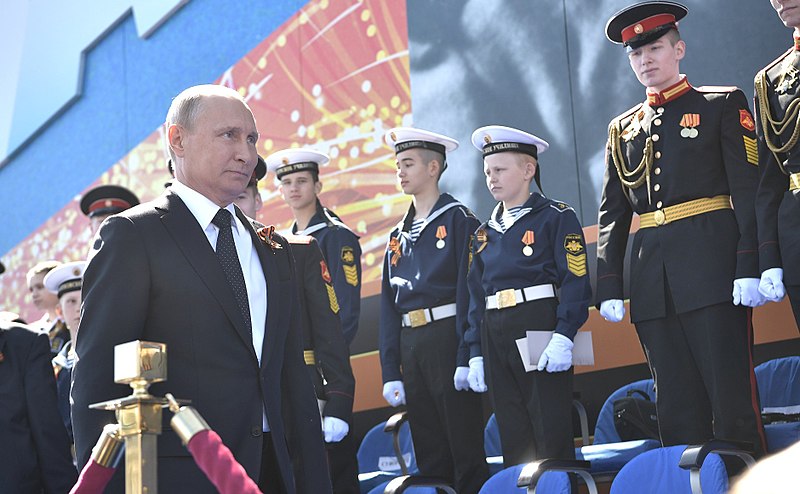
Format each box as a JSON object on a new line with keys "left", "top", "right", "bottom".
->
{"left": 609, "top": 445, "right": 728, "bottom": 494}
{"left": 755, "top": 356, "right": 800, "bottom": 408}
{"left": 357, "top": 420, "right": 418, "bottom": 475}
{"left": 484, "top": 413, "right": 502, "bottom": 457}
{"left": 478, "top": 463, "right": 570, "bottom": 494}
{"left": 594, "top": 379, "right": 656, "bottom": 444}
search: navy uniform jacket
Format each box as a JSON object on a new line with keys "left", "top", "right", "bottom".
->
{"left": 293, "top": 206, "right": 361, "bottom": 345}
{"left": 597, "top": 82, "right": 760, "bottom": 322}
{"left": 380, "top": 193, "right": 480, "bottom": 382}
{"left": 286, "top": 234, "right": 355, "bottom": 423}
{"left": 755, "top": 43, "right": 800, "bottom": 283}
{"left": 465, "top": 193, "right": 591, "bottom": 359}
{"left": 72, "top": 193, "right": 331, "bottom": 494}
{"left": 0, "top": 321, "right": 77, "bottom": 494}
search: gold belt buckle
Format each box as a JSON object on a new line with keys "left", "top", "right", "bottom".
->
{"left": 653, "top": 209, "right": 666, "bottom": 226}
{"left": 496, "top": 289, "right": 517, "bottom": 309}
{"left": 408, "top": 309, "right": 427, "bottom": 328}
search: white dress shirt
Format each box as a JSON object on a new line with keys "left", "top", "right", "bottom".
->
{"left": 170, "top": 181, "right": 270, "bottom": 430}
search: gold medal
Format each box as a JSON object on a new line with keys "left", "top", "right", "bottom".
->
{"left": 436, "top": 239, "right": 445, "bottom": 249}
{"left": 522, "top": 245, "right": 533, "bottom": 256}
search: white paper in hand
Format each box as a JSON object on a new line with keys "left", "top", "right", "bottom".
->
{"left": 526, "top": 331, "right": 594, "bottom": 366}
{"left": 514, "top": 337, "right": 538, "bottom": 373}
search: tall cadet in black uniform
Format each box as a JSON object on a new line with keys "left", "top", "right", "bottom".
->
{"left": 465, "top": 125, "right": 591, "bottom": 470}
{"left": 754, "top": 0, "right": 800, "bottom": 329}
{"left": 597, "top": 2, "right": 767, "bottom": 456}
{"left": 244, "top": 154, "right": 359, "bottom": 494}
{"left": 271, "top": 149, "right": 362, "bottom": 346}
{"left": 379, "top": 127, "right": 488, "bottom": 494}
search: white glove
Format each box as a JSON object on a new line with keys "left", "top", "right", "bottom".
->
{"left": 759, "top": 268, "right": 786, "bottom": 303}
{"left": 536, "top": 333, "right": 574, "bottom": 373}
{"left": 600, "top": 299, "right": 625, "bottom": 322}
{"left": 322, "top": 416, "right": 349, "bottom": 443}
{"left": 733, "top": 278, "right": 767, "bottom": 307}
{"left": 453, "top": 366, "right": 470, "bottom": 391}
{"left": 467, "top": 357, "right": 488, "bottom": 393}
{"left": 382, "top": 380, "right": 406, "bottom": 407}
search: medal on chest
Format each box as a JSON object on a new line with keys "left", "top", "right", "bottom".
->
{"left": 777, "top": 63, "right": 799, "bottom": 95}
{"left": 389, "top": 237, "right": 402, "bottom": 266}
{"left": 435, "top": 225, "right": 447, "bottom": 249}
{"left": 521, "top": 230, "right": 534, "bottom": 257}
{"left": 680, "top": 113, "right": 700, "bottom": 138}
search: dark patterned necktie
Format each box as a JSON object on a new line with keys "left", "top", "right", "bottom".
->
{"left": 212, "top": 209, "right": 252, "bottom": 335}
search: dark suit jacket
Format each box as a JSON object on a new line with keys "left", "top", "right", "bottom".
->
{"left": 285, "top": 235, "right": 355, "bottom": 423}
{"left": 71, "top": 191, "right": 331, "bottom": 493}
{"left": 0, "top": 321, "right": 77, "bottom": 494}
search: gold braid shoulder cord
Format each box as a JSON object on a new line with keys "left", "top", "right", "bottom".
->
{"left": 609, "top": 117, "right": 654, "bottom": 204}
{"left": 755, "top": 54, "right": 800, "bottom": 176}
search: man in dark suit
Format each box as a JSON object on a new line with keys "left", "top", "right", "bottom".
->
{"left": 0, "top": 316, "right": 77, "bottom": 493}
{"left": 71, "top": 84, "right": 332, "bottom": 493}
{"left": 596, "top": 2, "right": 767, "bottom": 457}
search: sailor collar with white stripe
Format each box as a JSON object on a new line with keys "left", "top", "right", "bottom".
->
{"left": 293, "top": 206, "right": 353, "bottom": 236}
{"left": 486, "top": 193, "right": 561, "bottom": 233}
{"left": 395, "top": 193, "right": 464, "bottom": 242}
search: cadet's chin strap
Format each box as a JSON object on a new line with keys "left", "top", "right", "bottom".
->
{"left": 534, "top": 164, "right": 544, "bottom": 196}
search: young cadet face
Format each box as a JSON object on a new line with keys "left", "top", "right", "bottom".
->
{"left": 627, "top": 35, "right": 685, "bottom": 92}
{"left": 771, "top": 0, "right": 800, "bottom": 28}
{"left": 234, "top": 183, "right": 263, "bottom": 218}
{"left": 171, "top": 95, "right": 259, "bottom": 207}
{"left": 59, "top": 291, "right": 82, "bottom": 332}
{"left": 279, "top": 171, "right": 320, "bottom": 210}
{"left": 483, "top": 152, "right": 535, "bottom": 205}
{"left": 395, "top": 148, "right": 437, "bottom": 195}
{"left": 28, "top": 272, "right": 59, "bottom": 312}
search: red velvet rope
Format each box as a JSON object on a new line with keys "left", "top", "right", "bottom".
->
{"left": 69, "top": 460, "right": 116, "bottom": 494}
{"left": 187, "top": 429, "right": 263, "bottom": 494}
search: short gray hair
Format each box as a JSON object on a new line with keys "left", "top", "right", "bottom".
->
{"left": 164, "top": 84, "right": 247, "bottom": 160}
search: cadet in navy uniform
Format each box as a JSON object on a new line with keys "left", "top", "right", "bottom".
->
{"left": 597, "top": 2, "right": 767, "bottom": 457}
{"left": 754, "top": 0, "right": 800, "bottom": 329}
{"left": 465, "top": 125, "right": 590, "bottom": 471}
{"left": 44, "top": 260, "right": 87, "bottom": 444}
{"left": 80, "top": 184, "right": 140, "bottom": 236}
{"left": 379, "top": 127, "right": 488, "bottom": 494}
{"left": 257, "top": 152, "right": 359, "bottom": 494}
{"left": 272, "top": 149, "right": 362, "bottom": 346}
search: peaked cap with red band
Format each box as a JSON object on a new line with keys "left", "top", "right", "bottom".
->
{"left": 605, "top": 1, "right": 688, "bottom": 50}
{"left": 79, "top": 184, "right": 140, "bottom": 218}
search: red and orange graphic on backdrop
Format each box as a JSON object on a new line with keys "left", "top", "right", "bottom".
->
{"left": 0, "top": 0, "right": 410, "bottom": 319}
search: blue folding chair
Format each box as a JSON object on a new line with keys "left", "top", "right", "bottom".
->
{"left": 609, "top": 445, "right": 728, "bottom": 494}
{"left": 754, "top": 356, "right": 800, "bottom": 453}
{"left": 479, "top": 462, "right": 572, "bottom": 494}
{"left": 357, "top": 418, "right": 419, "bottom": 493}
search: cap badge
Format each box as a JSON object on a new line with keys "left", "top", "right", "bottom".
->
{"left": 281, "top": 157, "right": 289, "bottom": 165}
{"left": 104, "top": 199, "right": 113, "bottom": 207}
{"left": 72, "top": 267, "right": 81, "bottom": 276}
{"left": 390, "top": 132, "right": 397, "bottom": 142}
{"left": 634, "top": 23, "right": 644, "bottom": 34}
{"left": 483, "top": 135, "right": 492, "bottom": 144}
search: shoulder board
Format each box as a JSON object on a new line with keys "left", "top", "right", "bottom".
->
{"left": 549, "top": 201, "right": 575, "bottom": 213}
{"left": 756, "top": 47, "right": 795, "bottom": 82}
{"left": 284, "top": 234, "right": 314, "bottom": 245}
{"left": 695, "top": 85, "right": 739, "bottom": 93}
{"left": 609, "top": 102, "right": 643, "bottom": 130}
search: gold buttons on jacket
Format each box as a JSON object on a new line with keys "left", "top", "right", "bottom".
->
{"left": 652, "top": 134, "right": 660, "bottom": 142}
{"left": 654, "top": 119, "right": 662, "bottom": 126}
{"left": 655, "top": 167, "right": 661, "bottom": 175}
{"left": 656, "top": 201, "right": 663, "bottom": 208}
{"left": 654, "top": 184, "right": 661, "bottom": 192}
{"left": 655, "top": 151, "right": 662, "bottom": 159}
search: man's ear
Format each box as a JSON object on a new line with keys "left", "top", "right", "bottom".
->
{"left": 168, "top": 124, "right": 186, "bottom": 157}
{"left": 675, "top": 39, "right": 686, "bottom": 61}
{"left": 255, "top": 192, "right": 263, "bottom": 213}
{"left": 314, "top": 180, "right": 323, "bottom": 195}
{"left": 524, "top": 159, "right": 536, "bottom": 180}
{"left": 428, "top": 159, "right": 441, "bottom": 178}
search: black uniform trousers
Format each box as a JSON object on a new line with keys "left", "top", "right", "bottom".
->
{"left": 635, "top": 283, "right": 766, "bottom": 458}
{"left": 400, "top": 317, "right": 489, "bottom": 494}
{"left": 784, "top": 284, "right": 800, "bottom": 332}
{"left": 326, "top": 434, "right": 359, "bottom": 494}
{"left": 481, "top": 298, "right": 575, "bottom": 467}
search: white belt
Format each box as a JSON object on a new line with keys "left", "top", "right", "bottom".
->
{"left": 402, "top": 303, "right": 457, "bottom": 328}
{"left": 485, "top": 284, "right": 556, "bottom": 310}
